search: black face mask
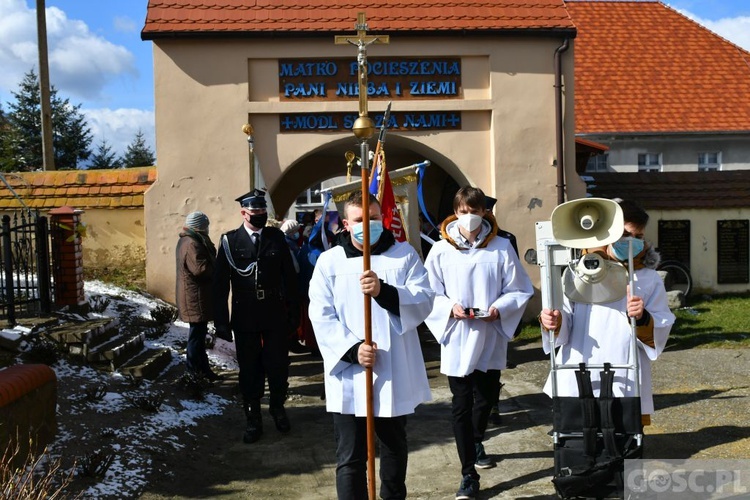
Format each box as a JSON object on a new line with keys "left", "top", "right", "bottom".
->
{"left": 248, "top": 213, "right": 268, "bottom": 229}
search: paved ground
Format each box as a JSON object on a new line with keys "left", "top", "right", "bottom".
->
{"left": 139, "top": 333, "right": 750, "bottom": 499}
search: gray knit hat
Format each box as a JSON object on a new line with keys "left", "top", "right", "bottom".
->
{"left": 185, "top": 211, "right": 209, "bottom": 231}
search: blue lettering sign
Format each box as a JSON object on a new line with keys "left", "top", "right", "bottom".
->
{"left": 279, "top": 61, "right": 339, "bottom": 77}
{"left": 336, "top": 82, "right": 391, "bottom": 97}
{"left": 284, "top": 82, "right": 326, "bottom": 97}
{"left": 374, "top": 114, "right": 399, "bottom": 129}
{"left": 369, "top": 82, "right": 390, "bottom": 96}
{"left": 402, "top": 113, "right": 461, "bottom": 128}
{"left": 279, "top": 112, "right": 461, "bottom": 132}
{"left": 336, "top": 82, "right": 358, "bottom": 96}
{"left": 409, "top": 81, "right": 457, "bottom": 96}
{"left": 280, "top": 114, "right": 339, "bottom": 130}
{"left": 445, "top": 113, "right": 461, "bottom": 127}
{"left": 364, "top": 60, "right": 461, "bottom": 76}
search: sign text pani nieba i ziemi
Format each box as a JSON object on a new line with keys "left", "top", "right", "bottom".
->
{"left": 278, "top": 57, "right": 462, "bottom": 100}
{"left": 277, "top": 57, "right": 463, "bottom": 131}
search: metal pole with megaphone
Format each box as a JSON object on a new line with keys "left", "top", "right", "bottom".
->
{"left": 535, "top": 197, "right": 643, "bottom": 446}
{"left": 626, "top": 236, "right": 642, "bottom": 400}
{"left": 536, "top": 198, "right": 624, "bottom": 395}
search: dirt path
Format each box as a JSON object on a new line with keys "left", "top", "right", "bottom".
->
{"left": 136, "top": 339, "right": 750, "bottom": 499}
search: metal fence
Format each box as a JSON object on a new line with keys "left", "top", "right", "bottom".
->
{"left": 0, "top": 210, "right": 52, "bottom": 326}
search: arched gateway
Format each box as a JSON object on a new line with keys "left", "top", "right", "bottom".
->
{"left": 141, "top": 1, "right": 585, "bottom": 307}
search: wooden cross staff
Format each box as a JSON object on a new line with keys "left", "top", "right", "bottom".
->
{"left": 335, "top": 13, "right": 389, "bottom": 500}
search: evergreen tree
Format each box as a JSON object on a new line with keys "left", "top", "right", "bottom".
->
{"left": 0, "top": 104, "right": 17, "bottom": 172}
{"left": 88, "top": 138, "right": 121, "bottom": 169}
{"left": 120, "top": 129, "right": 155, "bottom": 168}
{"left": 53, "top": 98, "right": 93, "bottom": 169}
{"left": 3, "top": 69, "right": 92, "bottom": 171}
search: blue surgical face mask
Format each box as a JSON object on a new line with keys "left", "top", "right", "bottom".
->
{"left": 611, "top": 238, "right": 645, "bottom": 261}
{"left": 351, "top": 220, "right": 384, "bottom": 245}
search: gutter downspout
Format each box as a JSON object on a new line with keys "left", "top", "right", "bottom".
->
{"left": 554, "top": 38, "right": 570, "bottom": 205}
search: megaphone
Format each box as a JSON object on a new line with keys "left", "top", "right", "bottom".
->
{"left": 550, "top": 198, "right": 624, "bottom": 249}
{"left": 562, "top": 252, "right": 628, "bottom": 303}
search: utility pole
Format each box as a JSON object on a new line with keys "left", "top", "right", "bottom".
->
{"left": 36, "top": 0, "right": 55, "bottom": 171}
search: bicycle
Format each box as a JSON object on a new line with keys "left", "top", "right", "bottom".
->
{"left": 657, "top": 259, "right": 693, "bottom": 297}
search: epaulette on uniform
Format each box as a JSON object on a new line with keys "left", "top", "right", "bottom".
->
{"left": 221, "top": 228, "right": 240, "bottom": 241}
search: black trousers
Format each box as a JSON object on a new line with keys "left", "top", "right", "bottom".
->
{"left": 186, "top": 321, "right": 210, "bottom": 375}
{"left": 448, "top": 369, "right": 502, "bottom": 479}
{"left": 332, "top": 413, "right": 408, "bottom": 500}
{"left": 234, "top": 326, "right": 289, "bottom": 408}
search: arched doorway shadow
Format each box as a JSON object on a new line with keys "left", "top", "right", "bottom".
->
{"left": 266, "top": 135, "right": 471, "bottom": 224}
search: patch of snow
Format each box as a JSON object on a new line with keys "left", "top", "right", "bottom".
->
{"left": 42, "top": 281, "right": 239, "bottom": 498}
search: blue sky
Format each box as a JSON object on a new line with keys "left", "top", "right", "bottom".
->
{"left": 0, "top": 0, "right": 153, "bottom": 159}
{"left": 0, "top": 0, "right": 749, "bottom": 161}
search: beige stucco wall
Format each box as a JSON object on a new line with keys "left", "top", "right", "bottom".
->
{"left": 79, "top": 209, "right": 146, "bottom": 270}
{"left": 0, "top": 208, "right": 146, "bottom": 272}
{"left": 647, "top": 208, "right": 750, "bottom": 293}
{"left": 145, "top": 35, "right": 581, "bottom": 305}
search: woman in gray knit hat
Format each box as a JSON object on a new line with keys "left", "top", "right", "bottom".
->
{"left": 175, "top": 211, "right": 222, "bottom": 381}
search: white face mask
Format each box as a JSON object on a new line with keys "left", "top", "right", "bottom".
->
{"left": 457, "top": 213, "right": 483, "bottom": 232}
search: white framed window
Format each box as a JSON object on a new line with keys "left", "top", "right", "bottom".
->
{"left": 638, "top": 153, "right": 661, "bottom": 172}
{"left": 295, "top": 183, "right": 324, "bottom": 206}
{"left": 698, "top": 152, "right": 721, "bottom": 171}
{"left": 585, "top": 153, "right": 609, "bottom": 172}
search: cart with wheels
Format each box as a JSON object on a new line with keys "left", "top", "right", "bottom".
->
{"left": 549, "top": 359, "right": 643, "bottom": 499}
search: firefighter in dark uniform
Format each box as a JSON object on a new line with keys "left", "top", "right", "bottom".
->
{"left": 213, "top": 189, "right": 300, "bottom": 444}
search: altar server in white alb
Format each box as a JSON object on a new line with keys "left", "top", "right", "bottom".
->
{"left": 308, "top": 190, "right": 434, "bottom": 500}
{"left": 424, "top": 186, "right": 534, "bottom": 500}
{"left": 539, "top": 198, "right": 675, "bottom": 426}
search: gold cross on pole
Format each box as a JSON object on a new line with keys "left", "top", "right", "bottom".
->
{"left": 335, "top": 12, "right": 389, "bottom": 140}
{"left": 334, "top": 13, "right": 390, "bottom": 500}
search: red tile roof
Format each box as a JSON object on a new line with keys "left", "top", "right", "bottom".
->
{"left": 567, "top": 0, "right": 750, "bottom": 134}
{"left": 141, "top": 0, "right": 575, "bottom": 38}
{"left": 0, "top": 167, "right": 156, "bottom": 211}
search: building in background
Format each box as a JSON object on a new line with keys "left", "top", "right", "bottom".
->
{"left": 141, "top": 0, "right": 581, "bottom": 305}
{"left": 569, "top": 0, "right": 750, "bottom": 293}
{"left": 138, "top": 0, "right": 750, "bottom": 303}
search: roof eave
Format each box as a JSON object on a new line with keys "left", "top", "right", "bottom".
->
{"left": 577, "top": 130, "right": 750, "bottom": 138}
{"left": 141, "top": 27, "right": 576, "bottom": 42}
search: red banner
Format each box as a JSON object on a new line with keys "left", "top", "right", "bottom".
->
{"left": 375, "top": 156, "right": 406, "bottom": 242}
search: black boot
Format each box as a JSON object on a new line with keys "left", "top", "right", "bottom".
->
{"left": 269, "top": 406, "right": 291, "bottom": 433}
{"left": 243, "top": 401, "right": 263, "bottom": 444}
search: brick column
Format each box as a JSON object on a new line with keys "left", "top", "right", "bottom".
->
{"left": 49, "top": 206, "right": 86, "bottom": 307}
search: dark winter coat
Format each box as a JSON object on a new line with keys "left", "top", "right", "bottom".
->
{"left": 175, "top": 230, "right": 216, "bottom": 323}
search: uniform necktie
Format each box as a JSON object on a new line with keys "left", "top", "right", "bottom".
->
{"left": 251, "top": 232, "right": 259, "bottom": 247}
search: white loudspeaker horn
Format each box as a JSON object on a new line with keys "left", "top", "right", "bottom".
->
{"left": 550, "top": 198, "right": 624, "bottom": 249}
{"left": 562, "top": 253, "right": 628, "bottom": 303}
